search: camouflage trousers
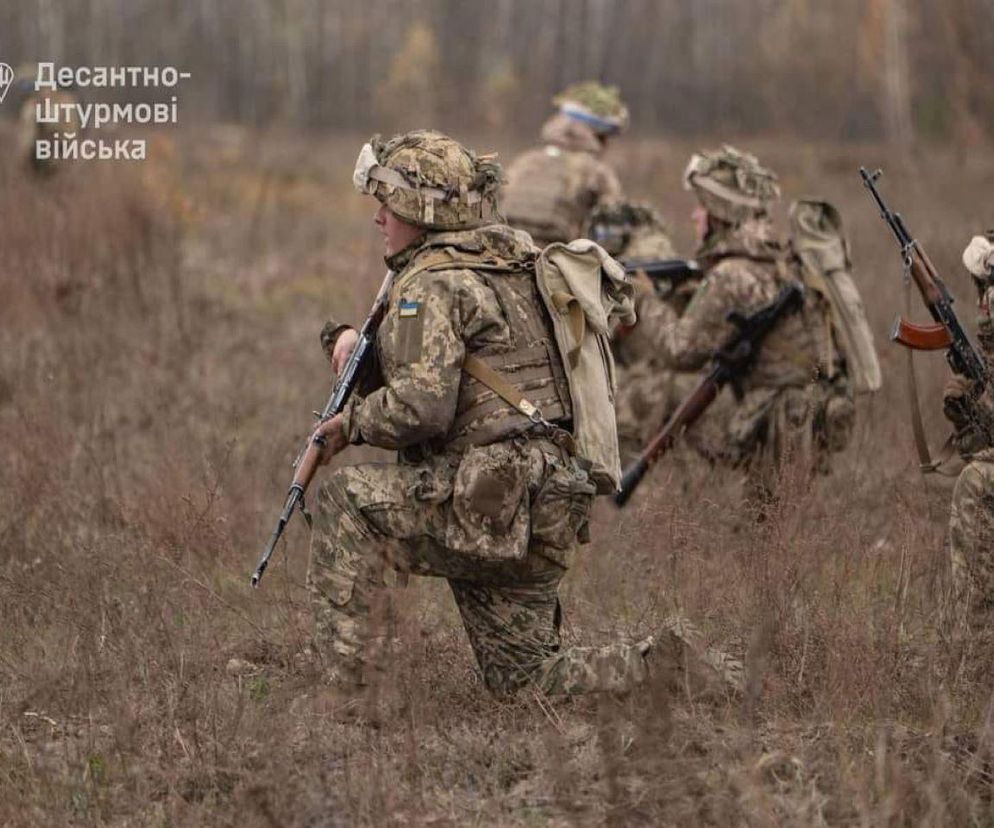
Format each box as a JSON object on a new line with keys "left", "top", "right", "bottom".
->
{"left": 949, "top": 453, "right": 994, "bottom": 628}
{"left": 728, "top": 381, "right": 854, "bottom": 499}
{"left": 307, "top": 445, "right": 647, "bottom": 696}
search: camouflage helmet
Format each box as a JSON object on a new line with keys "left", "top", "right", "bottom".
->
{"left": 553, "top": 81, "right": 629, "bottom": 136}
{"left": 352, "top": 130, "right": 502, "bottom": 230}
{"left": 589, "top": 202, "right": 674, "bottom": 259}
{"left": 683, "top": 145, "right": 780, "bottom": 224}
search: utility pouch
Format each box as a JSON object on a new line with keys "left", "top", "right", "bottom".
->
{"left": 446, "top": 443, "right": 531, "bottom": 561}
{"left": 530, "top": 456, "right": 597, "bottom": 549}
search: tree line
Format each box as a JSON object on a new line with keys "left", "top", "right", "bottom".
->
{"left": 0, "top": 0, "right": 990, "bottom": 146}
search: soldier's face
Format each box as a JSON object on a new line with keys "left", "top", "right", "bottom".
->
{"left": 375, "top": 202, "right": 424, "bottom": 257}
{"left": 692, "top": 206, "right": 709, "bottom": 243}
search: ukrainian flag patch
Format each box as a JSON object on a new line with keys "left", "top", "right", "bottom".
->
{"left": 399, "top": 300, "right": 420, "bottom": 318}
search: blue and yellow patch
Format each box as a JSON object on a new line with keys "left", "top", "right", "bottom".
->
{"left": 399, "top": 300, "right": 420, "bottom": 318}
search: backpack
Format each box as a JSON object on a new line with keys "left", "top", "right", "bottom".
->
{"left": 502, "top": 147, "right": 602, "bottom": 243}
{"left": 453, "top": 236, "right": 635, "bottom": 493}
{"left": 534, "top": 240, "right": 635, "bottom": 492}
{"left": 788, "top": 199, "right": 882, "bottom": 393}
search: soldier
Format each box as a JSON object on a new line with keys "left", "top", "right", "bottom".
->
{"left": 592, "top": 201, "right": 732, "bottom": 464}
{"left": 306, "top": 129, "right": 675, "bottom": 697}
{"left": 653, "top": 147, "right": 854, "bottom": 500}
{"left": 14, "top": 63, "right": 79, "bottom": 175}
{"left": 944, "top": 233, "right": 994, "bottom": 633}
{"left": 501, "top": 81, "right": 626, "bottom": 246}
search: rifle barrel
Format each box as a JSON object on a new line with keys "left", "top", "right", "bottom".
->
{"left": 251, "top": 486, "right": 301, "bottom": 587}
{"left": 250, "top": 270, "right": 395, "bottom": 588}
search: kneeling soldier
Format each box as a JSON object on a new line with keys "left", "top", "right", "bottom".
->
{"left": 308, "top": 130, "right": 653, "bottom": 695}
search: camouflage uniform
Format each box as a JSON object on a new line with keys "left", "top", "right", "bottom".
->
{"left": 14, "top": 65, "right": 79, "bottom": 175}
{"left": 501, "top": 81, "right": 626, "bottom": 246}
{"left": 654, "top": 148, "right": 852, "bottom": 493}
{"left": 945, "top": 235, "right": 994, "bottom": 628}
{"left": 593, "top": 202, "right": 733, "bottom": 462}
{"left": 310, "top": 131, "right": 648, "bottom": 695}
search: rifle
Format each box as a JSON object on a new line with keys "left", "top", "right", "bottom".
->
{"left": 614, "top": 282, "right": 804, "bottom": 506}
{"left": 251, "top": 270, "right": 395, "bottom": 587}
{"left": 623, "top": 258, "right": 703, "bottom": 288}
{"left": 859, "top": 166, "right": 986, "bottom": 386}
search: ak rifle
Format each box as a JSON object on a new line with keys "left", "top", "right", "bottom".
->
{"left": 251, "top": 270, "right": 395, "bottom": 587}
{"left": 859, "top": 166, "right": 986, "bottom": 386}
{"left": 622, "top": 257, "right": 703, "bottom": 288}
{"left": 615, "top": 282, "right": 805, "bottom": 506}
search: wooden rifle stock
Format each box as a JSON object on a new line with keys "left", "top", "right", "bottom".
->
{"left": 859, "top": 166, "right": 986, "bottom": 386}
{"left": 251, "top": 270, "right": 396, "bottom": 588}
{"left": 614, "top": 282, "right": 804, "bottom": 506}
{"left": 614, "top": 378, "right": 718, "bottom": 506}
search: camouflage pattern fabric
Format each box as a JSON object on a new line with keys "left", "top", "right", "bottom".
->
{"left": 308, "top": 452, "right": 647, "bottom": 695}
{"left": 683, "top": 145, "right": 781, "bottom": 225}
{"left": 355, "top": 130, "right": 503, "bottom": 231}
{"left": 603, "top": 207, "right": 735, "bottom": 464}
{"left": 311, "top": 222, "right": 646, "bottom": 695}
{"left": 652, "top": 218, "right": 852, "bottom": 490}
{"left": 949, "top": 451, "right": 994, "bottom": 629}
{"left": 946, "top": 283, "right": 994, "bottom": 628}
{"left": 589, "top": 201, "right": 676, "bottom": 261}
{"left": 340, "top": 224, "right": 571, "bottom": 451}
{"left": 552, "top": 81, "right": 629, "bottom": 133}
{"left": 501, "top": 114, "right": 622, "bottom": 246}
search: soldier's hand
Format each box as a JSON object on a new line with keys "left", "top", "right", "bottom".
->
{"left": 631, "top": 270, "right": 654, "bottom": 297}
{"left": 331, "top": 328, "right": 359, "bottom": 376}
{"left": 311, "top": 414, "right": 349, "bottom": 465}
{"left": 943, "top": 374, "right": 980, "bottom": 428}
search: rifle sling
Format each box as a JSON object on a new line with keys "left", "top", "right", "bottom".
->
{"left": 463, "top": 354, "right": 543, "bottom": 420}
{"left": 902, "top": 279, "right": 959, "bottom": 476}
{"left": 462, "top": 354, "right": 577, "bottom": 455}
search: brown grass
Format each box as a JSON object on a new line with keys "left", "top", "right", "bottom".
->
{"left": 2, "top": 124, "right": 994, "bottom": 825}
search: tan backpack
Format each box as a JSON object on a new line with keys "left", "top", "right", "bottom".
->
{"left": 533, "top": 240, "right": 635, "bottom": 492}
{"left": 458, "top": 237, "right": 635, "bottom": 493}
{"left": 788, "top": 199, "right": 882, "bottom": 393}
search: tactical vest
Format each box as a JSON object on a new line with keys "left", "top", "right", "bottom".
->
{"left": 398, "top": 238, "right": 573, "bottom": 450}
{"left": 502, "top": 146, "right": 600, "bottom": 245}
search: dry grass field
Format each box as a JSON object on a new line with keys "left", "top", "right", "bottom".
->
{"left": 2, "top": 125, "right": 994, "bottom": 825}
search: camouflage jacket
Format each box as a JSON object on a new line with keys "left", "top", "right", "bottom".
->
{"left": 501, "top": 114, "right": 622, "bottom": 245}
{"left": 611, "top": 221, "right": 696, "bottom": 369}
{"left": 654, "top": 220, "right": 840, "bottom": 394}
{"left": 335, "top": 226, "right": 562, "bottom": 454}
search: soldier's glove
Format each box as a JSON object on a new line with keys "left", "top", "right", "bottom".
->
{"left": 943, "top": 374, "right": 982, "bottom": 431}
{"left": 320, "top": 320, "right": 351, "bottom": 365}
{"left": 631, "top": 269, "right": 655, "bottom": 298}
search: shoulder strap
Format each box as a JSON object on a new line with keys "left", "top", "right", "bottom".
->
{"left": 462, "top": 354, "right": 577, "bottom": 454}
{"left": 463, "top": 354, "right": 543, "bottom": 421}
{"left": 402, "top": 248, "right": 522, "bottom": 282}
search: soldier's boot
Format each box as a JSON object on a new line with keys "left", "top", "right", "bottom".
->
{"left": 640, "top": 614, "right": 743, "bottom": 699}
